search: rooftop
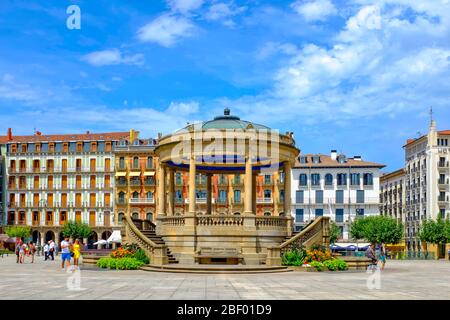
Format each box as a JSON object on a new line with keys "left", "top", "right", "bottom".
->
{"left": 294, "top": 153, "right": 385, "bottom": 168}
{"left": 2, "top": 131, "right": 129, "bottom": 143}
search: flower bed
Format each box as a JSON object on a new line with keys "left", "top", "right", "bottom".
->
{"left": 96, "top": 257, "right": 145, "bottom": 270}
{"left": 282, "top": 244, "right": 348, "bottom": 272}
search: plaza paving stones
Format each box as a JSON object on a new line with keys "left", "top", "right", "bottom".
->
{"left": 0, "top": 255, "right": 449, "bottom": 300}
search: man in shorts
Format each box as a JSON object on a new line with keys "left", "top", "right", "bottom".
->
{"left": 60, "top": 236, "right": 72, "bottom": 269}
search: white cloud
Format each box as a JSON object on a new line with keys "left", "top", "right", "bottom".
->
{"left": 225, "top": 1, "right": 450, "bottom": 125}
{"left": 291, "top": 0, "right": 337, "bottom": 22}
{"left": 82, "top": 49, "right": 144, "bottom": 67}
{"left": 167, "top": 0, "right": 204, "bottom": 14}
{"left": 166, "top": 101, "right": 200, "bottom": 115}
{"left": 204, "top": 2, "right": 247, "bottom": 25}
{"left": 137, "top": 14, "right": 196, "bottom": 47}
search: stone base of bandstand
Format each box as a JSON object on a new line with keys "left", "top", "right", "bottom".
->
{"left": 157, "top": 216, "right": 288, "bottom": 266}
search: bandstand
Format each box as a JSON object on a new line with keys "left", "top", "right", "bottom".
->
{"left": 124, "top": 109, "right": 328, "bottom": 267}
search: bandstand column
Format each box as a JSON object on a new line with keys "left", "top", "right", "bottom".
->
{"left": 244, "top": 155, "right": 253, "bottom": 215}
{"left": 167, "top": 168, "right": 175, "bottom": 216}
{"left": 157, "top": 163, "right": 166, "bottom": 216}
{"left": 206, "top": 173, "right": 212, "bottom": 215}
{"left": 188, "top": 156, "right": 196, "bottom": 215}
{"left": 274, "top": 171, "right": 280, "bottom": 216}
{"left": 284, "top": 161, "right": 293, "bottom": 236}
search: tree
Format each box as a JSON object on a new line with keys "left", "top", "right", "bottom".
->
{"left": 329, "top": 222, "right": 341, "bottom": 244}
{"left": 418, "top": 218, "right": 450, "bottom": 245}
{"left": 350, "top": 216, "right": 403, "bottom": 244}
{"left": 5, "top": 225, "right": 31, "bottom": 239}
{"left": 62, "top": 221, "right": 92, "bottom": 240}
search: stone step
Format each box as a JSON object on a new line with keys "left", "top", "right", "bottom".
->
{"left": 140, "top": 265, "right": 291, "bottom": 274}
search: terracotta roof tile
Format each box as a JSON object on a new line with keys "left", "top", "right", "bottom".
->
{"left": 0, "top": 136, "right": 8, "bottom": 144}
{"left": 294, "top": 154, "right": 385, "bottom": 168}
{"left": 6, "top": 132, "right": 129, "bottom": 143}
{"left": 439, "top": 130, "right": 450, "bottom": 135}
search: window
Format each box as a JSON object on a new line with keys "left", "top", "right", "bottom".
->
{"left": 21, "top": 144, "right": 27, "bottom": 152}
{"left": 105, "top": 141, "right": 112, "bottom": 152}
{"left": 234, "top": 174, "right": 241, "bottom": 184}
{"left": 63, "top": 143, "right": 68, "bottom": 152}
{"left": 146, "top": 212, "right": 153, "bottom": 221}
{"left": 325, "top": 174, "right": 333, "bottom": 186}
{"left": 295, "top": 209, "right": 304, "bottom": 222}
{"left": 132, "top": 191, "right": 139, "bottom": 199}
{"left": 76, "top": 142, "right": 83, "bottom": 152}
{"left": 132, "top": 213, "right": 139, "bottom": 220}
{"left": 337, "top": 155, "right": 347, "bottom": 164}
{"left": 35, "top": 143, "right": 41, "bottom": 152}
{"left": 296, "top": 190, "right": 304, "bottom": 204}
{"left": 175, "top": 190, "right": 183, "bottom": 201}
{"left": 118, "top": 192, "right": 125, "bottom": 203}
{"left": 363, "top": 173, "right": 373, "bottom": 186}
{"left": 350, "top": 173, "right": 360, "bottom": 186}
{"left": 234, "top": 190, "right": 241, "bottom": 203}
{"left": 336, "top": 209, "right": 344, "bottom": 222}
{"left": 133, "top": 157, "right": 139, "bottom": 169}
{"left": 48, "top": 143, "right": 55, "bottom": 153}
{"left": 119, "top": 157, "right": 125, "bottom": 169}
{"left": 311, "top": 174, "right": 320, "bottom": 186}
{"left": 264, "top": 189, "right": 271, "bottom": 198}
{"left": 299, "top": 156, "right": 307, "bottom": 164}
{"left": 280, "top": 190, "right": 284, "bottom": 203}
{"left": 356, "top": 190, "right": 365, "bottom": 203}
{"left": 146, "top": 157, "right": 153, "bottom": 169}
{"left": 356, "top": 208, "right": 365, "bottom": 217}
{"left": 315, "top": 190, "right": 323, "bottom": 204}
{"left": 146, "top": 192, "right": 153, "bottom": 199}
{"left": 337, "top": 173, "right": 347, "bottom": 186}
{"left": 91, "top": 142, "right": 97, "bottom": 152}
{"left": 219, "top": 190, "right": 227, "bottom": 203}
{"left": 336, "top": 190, "right": 344, "bottom": 204}
{"left": 175, "top": 172, "right": 182, "bottom": 185}
{"left": 11, "top": 144, "right": 17, "bottom": 153}
{"left": 264, "top": 212, "right": 271, "bottom": 216}
{"left": 264, "top": 175, "right": 271, "bottom": 184}
{"left": 315, "top": 209, "right": 323, "bottom": 217}
{"left": 312, "top": 156, "right": 320, "bottom": 164}
{"left": 299, "top": 174, "right": 307, "bottom": 186}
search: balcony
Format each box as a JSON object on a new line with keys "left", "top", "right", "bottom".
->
{"left": 232, "top": 179, "right": 243, "bottom": 186}
{"left": 256, "top": 198, "right": 273, "bottom": 204}
{"left": 216, "top": 198, "right": 228, "bottom": 205}
{"left": 117, "top": 180, "right": 127, "bottom": 187}
{"left": 129, "top": 180, "right": 141, "bottom": 187}
{"left": 438, "top": 161, "right": 449, "bottom": 169}
{"left": 144, "top": 180, "right": 155, "bottom": 187}
{"left": 129, "top": 198, "right": 155, "bottom": 204}
{"left": 185, "top": 198, "right": 215, "bottom": 204}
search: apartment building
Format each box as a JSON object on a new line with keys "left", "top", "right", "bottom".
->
{"left": 0, "top": 136, "right": 6, "bottom": 227}
{"left": 403, "top": 119, "right": 450, "bottom": 251}
{"left": 291, "top": 151, "right": 385, "bottom": 240}
{"left": 5, "top": 129, "right": 129, "bottom": 246}
{"left": 380, "top": 169, "right": 406, "bottom": 237}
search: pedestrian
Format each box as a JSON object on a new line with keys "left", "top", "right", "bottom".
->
{"left": 73, "top": 239, "right": 81, "bottom": 266}
{"left": 19, "top": 241, "right": 26, "bottom": 263}
{"left": 43, "top": 242, "right": 49, "bottom": 261}
{"left": 365, "top": 243, "right": 378, "bottom": 271}
{"left": 28, "top": 241, "right": 36, "bottom": 263}
{"left": 48, "top": 240, "right": 55, "bottom": 261}
{"left": 60, "top": 236, "right": 72, "bottom": 269}
{"left": 379, "top": 242, "right": 387, "bottom": 270}
{"left": 15, "top": 240, "right": 21, "bottom": 263}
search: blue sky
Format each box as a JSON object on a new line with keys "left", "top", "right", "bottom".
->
{"left": 0, "top": 0, "right": 449, "bottom": 171}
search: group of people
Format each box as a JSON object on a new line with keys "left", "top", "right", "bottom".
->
{"left": 366, "top": 243, "right": 387, "bottom": 270}
{"left": 15, "top": 237, "right": 82, "bottom": 268}
{"left": 14, "top": 240, "right": 37, "bottom": 263}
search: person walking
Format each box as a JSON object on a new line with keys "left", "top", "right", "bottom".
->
{"left": 19, "top": 241, "right": 26, "bottom": 263}
{"left": 28, "top": 241, "right": 36, "bottom": 263}
{"left": 43, "top": 242, "right": 49, "bottom": 261}
{"left": 366, "top": 243, "right": 378, "bottom": 271}
{"left": 15, "top": 240, "right": 21, "bottom": 263}
{"left": 60, "top": 236, "right": 72, "bottom": 269}
{"left": 48, "top": 240, "right": 55, "bottom": 261}
{"left": 73, "top": 239, "right": 81, "bottom": 266}
{"left": 379, "top": 242, "right": 387, "bottom": 270}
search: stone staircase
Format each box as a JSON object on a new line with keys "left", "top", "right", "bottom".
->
{"left": 138, "top": 228, "right": 178, "bottom": 264}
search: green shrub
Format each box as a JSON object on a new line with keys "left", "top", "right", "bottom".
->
{"left": 96, "top": 257, "right": 144, "bottom": 270}
{"left": 323, "top": 260, "right": 336, "bottom": 271}
{"left": 334, "top": 259, "right": 348, "bottom": 271}
{"left": 133, "top": 249, "right": 150, "bottom": 264}
{"left": 310, "top": 261, "right": 325, "bottom": 271}
{"left": 282, "top": 249, "right": 305, "bottom": 266}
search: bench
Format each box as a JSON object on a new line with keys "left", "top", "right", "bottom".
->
{"left": 195, "top": 247, "right": 244, "bottom": 265}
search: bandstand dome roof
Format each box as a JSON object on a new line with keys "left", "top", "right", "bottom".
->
{"left": 180, "top": 108, "right": 271, "bottom": 131}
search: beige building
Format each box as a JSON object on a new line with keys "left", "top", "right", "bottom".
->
{"left": 380, "top": 169, "right": 406, "bottom": 238}
{"left": 403, "top": 119, "right": 450, "bottom": 252}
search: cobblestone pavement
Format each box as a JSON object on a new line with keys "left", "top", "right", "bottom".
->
{"left": 0, "top": 255, "right": 449, "bottom": 300}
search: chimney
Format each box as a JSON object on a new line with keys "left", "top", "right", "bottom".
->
{"left": 129, "top": 129, "right": 139, "bottom": 142}
{"left": 330, "top": 150, "right": 337, "bottom": 160}
{"left": 7, "top": 128, "right": 12, "bottom": 141}
{"left": 353, "top": 156, "right": 362, "bottom": 161}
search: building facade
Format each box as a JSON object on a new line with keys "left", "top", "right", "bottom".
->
{"left": 5, "top": 129, "right": 129, "bottom": 246}
{"left": 380, "top": 169, "right": 406, "bottom": 240}
{"left": 403, "top": 120, "right": 450, "bottom": 251}
{"left": 291, "top": 151, "right": 384, "bottom": 240}
{"left": 0, "top": 136, "right": 6, "bottom": 227}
